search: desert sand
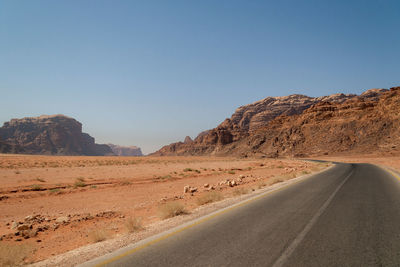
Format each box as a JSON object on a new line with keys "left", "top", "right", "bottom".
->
{"left": 0, "top": 154, "right": 324, "bottom": 265}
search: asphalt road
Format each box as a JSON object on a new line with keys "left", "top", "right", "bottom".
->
{"left": 91, "top": 163, "right": 400, "bottom": 267}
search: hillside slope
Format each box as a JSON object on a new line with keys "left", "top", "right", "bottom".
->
{"left": 153, "top": 87, "right": 397, "bottom": 157}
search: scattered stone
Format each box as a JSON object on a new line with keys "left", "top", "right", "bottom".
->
{"left": 15, "top": 238, "right": 22, "bottom": 242}
{"left": 11, "top": 221, "right": 18, "bottom": 229}
{"left": 204, "top": 183, "right": 209, "bottom": 188}
{"left": 183, "top": 185, "right": 190, "bottom": 193}
{"left": 36, "top": 239, "right": 42, "bottom": 242}
{"left": 189, "top": 187, "right": 198, "bottom": 193}
{"left": 17, "top": 224, "right": 31, "bottom": 231}
{"left": 56, "top": 216, "right": 70, "bottom": 224}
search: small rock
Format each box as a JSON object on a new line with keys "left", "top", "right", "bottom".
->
{"left": 239, "top": 175, "right": 245, "bottom": 179}
{"left": 56, "top": 216, "right": 70, "bottom": 224}
{"left": 15, "top": 238, "right": 22, "bottom": 242}
{"left": 36, "top": 239, "right": 42, "bottom": 243}
{"left": 189, "top": 187, "right": 198, "bottom": 193}
{"left": 11, "top": 222, "right": 18, "bottom": 229}
{"left": 183, "top": 185, "right": 190, "bottom": 193}
{"left": 24, "top": 215, "right": 33, "bottom": 221}
{"left": 17, "top": 224, "right": 31, "bottom": 231}
{"left": 204, "top": 183, "right": 209, "bottom": 188}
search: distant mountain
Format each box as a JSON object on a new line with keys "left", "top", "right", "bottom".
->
{"left": 0, "top": 114, "right": 113, "bottom": 156}
{"left": 152, "top": 87, "right": 399, "bottom": 157}
{"left": 107, "top": 144, "right": 143, "bottom": 156}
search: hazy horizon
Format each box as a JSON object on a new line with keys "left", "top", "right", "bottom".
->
{"left": 1, "top": 1, "right": 399, "bottom": 154}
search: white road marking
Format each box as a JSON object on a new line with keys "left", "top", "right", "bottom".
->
{"left": 272, "top": 169, "right": 354, "bottom": 267}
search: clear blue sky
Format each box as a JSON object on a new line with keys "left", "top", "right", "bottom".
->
{"left": 1, "top": 0, "right": 399, "bottom": 154}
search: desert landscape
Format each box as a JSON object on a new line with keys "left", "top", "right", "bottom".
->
{"left": 1, "top": 86, "right": 400, "bottom": 266}
{"left": 0, "top": 154, "right": 328, "bottom": 265}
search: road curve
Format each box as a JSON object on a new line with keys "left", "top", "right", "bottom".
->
{"left": 86, "top": 163, "right": 400, "bottom": 267}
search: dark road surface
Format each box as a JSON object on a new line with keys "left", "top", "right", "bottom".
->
{"left": 87, "top": 163, "right": 400, "bottom": 267}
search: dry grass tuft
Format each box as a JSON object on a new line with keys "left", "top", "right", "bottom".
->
{"left": 125, "top": 217, "right": 143, "bottom": 233}
{"left": 158, "top": 202, "right": 187, "bottom": 219}
{"left": 196, "top": 191, "right": 224, "bottom": 205}
{"left": 0, "top": 243, "right": 32, "bottom": 266}
{"left": 74, "top": 179, "right": 86, "bottom": 188}
{"left": 233, "top": 187, "right": 249, "bottom": 196}
{"left": 88, "top": 229, "right": 107, "bottom": 243}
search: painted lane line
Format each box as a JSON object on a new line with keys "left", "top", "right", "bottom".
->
{"left": 272, "top": 169, "right": 353, "bottom": 267}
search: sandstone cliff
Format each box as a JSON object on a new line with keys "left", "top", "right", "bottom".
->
{"left": 0, "top": 115, "right": 113, "bottom": 156}
{"left": 153, "top": 88, "right": 394, "bottom": 157}
{"left": 107, "top": 144, "right": 143, "bottom": 156}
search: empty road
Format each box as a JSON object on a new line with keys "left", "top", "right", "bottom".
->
{"left": 87, "top": 163, "right": 400, "bottom": 267}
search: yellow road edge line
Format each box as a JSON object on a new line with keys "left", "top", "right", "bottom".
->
{"left": 382, "top": 167, "right": 400, "bottom": 182}
{"left": 94, "top": 166, "right": 332, "bottom": 267}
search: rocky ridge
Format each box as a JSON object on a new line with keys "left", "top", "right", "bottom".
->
{"left": 0, "top": 115, "right": 113, "bottom": 156}
{"left": 153, "top": 88, "right": 397, "bottom": 157}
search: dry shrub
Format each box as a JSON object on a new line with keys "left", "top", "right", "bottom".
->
{"left": 270, "top": 178, "right": 285, "bottom": 185}
{"left": 158, "top": 202, "right": 187, "bottom": 219}
{"left": 233, "top": 187, "right": 249, "bottom": 196}
{"left": 89, "top": 229, "right": 107, "bottom": 243}
{"left": 0, "top": 243, "right": 32, "bottom": 266}
{"left": 125, "top": 217, "right": 143, "bottom": 233}
{"left": 258, "top": 181, "right": 267, "bottom": 189}
{"left": 74, "top": 180, "right": 86, "bottom": 188}
{"left": 196, "top": 191, "right": 223, "bottom": 206}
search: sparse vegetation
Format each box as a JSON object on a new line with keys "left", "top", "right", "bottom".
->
{"left": 0, "top": 243, "right": 32, "bottom": 267}
{"left": 270, "top": 178, "right": 284, "bottom": 185}
{"left": 196, "top": 191, "right": 223, "bottom": 205}
{"left": 158, "top": 202, "right": 187, "bottom": 219}
{"left": 183, "top": 168, "right": 200, "bottom": 174}
{"left": 227, "top": 170, "right": 236, "bottom": 174}
{"left": 74, "top": 179, "right": 86, "bottom": 188}
{"left": 233, "top": 187, "right": 249, "bottom": 196}
{"left": 88, "top": 229, "right": 107, "bottom": 243}
{"left": 125, "top": 217, "right": 143, "bottom": 233}
{"left": 31, "top": 184, "right": 42, "bottom": 191}
{"left": 49, "top": 188, "right": 61, "bottom": 194}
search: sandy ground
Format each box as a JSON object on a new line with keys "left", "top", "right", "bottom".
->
{"left": 0, "top": 155, "right": 323, "bottom": 265}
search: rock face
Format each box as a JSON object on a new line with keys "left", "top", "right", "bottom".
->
{"left": 152, "top": 88, "right": 396, "bottom": 157}
{"left": 0, "top": 115, "right": 113, "bottom": 156}
{"left": 107, "top": 144, "right": 143, "bottom": 156}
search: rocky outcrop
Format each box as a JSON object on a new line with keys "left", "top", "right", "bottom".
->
{"left": 0, "top": 115, "right": 113, "bottom": 156}
{"left": 107, "top": 144, "right": 143, "bottom": 156}
{"left": 153, "top": 88, "right": 393, "bottom": 157}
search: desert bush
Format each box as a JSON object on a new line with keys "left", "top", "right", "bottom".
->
{"left": 227, "top": 170, "right": 236, "bottom": 174}
{"left": 0, "top": 243, "right": 31, "bottom": 266}
{"left": 196, "top": 191, "right": 224, "bottom": 206}
{"left": 74, "top": 179, "right": 86, "bottom": 188}
{"left": 258, "top": 181, "right": 267, "bottom": 189}
{"left": 31, "top": 184, "right": 42, "bottom": 191}
{"left": 125, "top": 217, "right": 143, "bottom": 233}
{"left": 158, "top": 202, "right": 187, "bottom": 219}
{"left": 270, "top": 178, "right": 284, "bottom": 185}
{"left": 89, "top": 229, "right": 107, "bottom": 243}
{"left": 183, "top": 168, "right": 193, "bottom": 172}
{"left": 233, "top": 187, "right": 249, "bottom": 196}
